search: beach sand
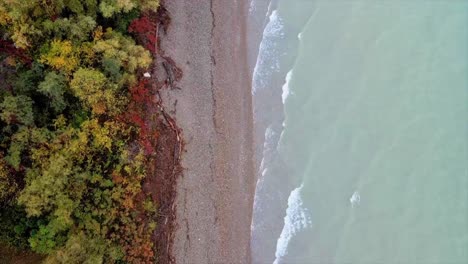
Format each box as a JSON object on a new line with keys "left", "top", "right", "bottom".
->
{"left": 159, "top": 0, "right": 256, "bottom": 263}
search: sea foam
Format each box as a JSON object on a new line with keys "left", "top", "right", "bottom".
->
{"left": 252, "top": 125, "right": 276, "bottom": 216}
{"left": 281, "top": 70, "right": 293, "bottom": 104}
{"left": 252, "top": 10, "right": 285, "bottom": 94}
{"left": 298, "top": 32, "right": 303, "bottom": 40}
{"left": 273, "top": 184, "right": 312, "bottom": 264}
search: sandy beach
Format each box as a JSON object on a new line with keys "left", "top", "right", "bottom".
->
{"left": 159, "top": 0, "right": 256, "bottom": 263}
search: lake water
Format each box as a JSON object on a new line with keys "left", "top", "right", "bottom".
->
{"left": 250, "top": 1, "right": 468, "bottom": 263}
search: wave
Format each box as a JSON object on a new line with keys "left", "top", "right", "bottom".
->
{"left": 281, "top": 70, "right": 293, "bottom": 104}
{"left": 273, "top": 184, "right": 312, "bottom": 264}
{"left": 250, "top": 4, "right": 305, "bottom": 263}
{"left": 251, "top": 5, "right": 286, "bottom": 236}
{"left": 252, "top": 10, "right": 285, "bottom": 94}
{"left": 251, "top": 124, "right": 277, "bottom": 228}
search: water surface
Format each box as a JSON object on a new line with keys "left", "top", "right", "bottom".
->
{"left": 251, "top": 1, "right": 468, "bottom": 263}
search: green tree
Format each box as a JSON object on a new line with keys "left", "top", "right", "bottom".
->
{"left": 70, "top": 68, "right": 125, "bottom": 115}
{"left": 38, "top": 72, "right": 68, "bottom": 113}
{"left": 44, "top": 232, "right": 123, "bottom": 264}
{"left": 99, "top": 0, "right": 159, "bottom": 18}
{"left": 42, "top": 15, "right": 97, "bottom": 43}
{"left": 93, "top": 28, "right": 151, "bottom": 76}
{"left": 0, "top": 95, "right": 34, "bottom": 126}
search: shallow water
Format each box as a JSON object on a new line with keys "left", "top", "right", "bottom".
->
{"left": 251, "top": 1, "right": 468, "bottom": 263}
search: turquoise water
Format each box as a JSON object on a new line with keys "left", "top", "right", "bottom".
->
{"left": 251, "top": 1, "right": 468, "bottom": 263}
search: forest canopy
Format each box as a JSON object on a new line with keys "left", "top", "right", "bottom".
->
{"left": 0, "top": 0, "right": 162, "bottom": 263}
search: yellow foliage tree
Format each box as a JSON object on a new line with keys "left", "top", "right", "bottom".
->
{"left": 70, "top": 68, "right": 126, "bottom": 116}
{"left": 0, "top": 4, "right": 11, "bottom": 25}
{"left": 40, "top": 40, "right": 79, "bottom": 74}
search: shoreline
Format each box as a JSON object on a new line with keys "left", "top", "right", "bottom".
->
{"left": 159, "top": 0, "right": 256, "bottom": 263}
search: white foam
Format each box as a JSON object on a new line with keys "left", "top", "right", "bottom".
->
{"left": 251, "top": 125, "right": 277, "bottom": 232}
{"left": 298, "top": 32, "right": 303, "bottom": 40}
{"left": 266, "top": 11, "right": 284, "bottom": 37}
{"left": 273, "top": 185, "right": 312, "bottom": 264}
{"left": 252, "top": 10, "right": 285, "bottom": 94}
{"left": 248, "top": 0, "right": 255, "bottom": 14}
{"left": 281, "top": 70, "right": 293, "bottom": 104}
{"left": 350, "top": 191, "right": 361, "bottom": 208}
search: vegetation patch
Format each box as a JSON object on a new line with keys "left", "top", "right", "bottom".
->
{"left": 0, "top": 0, "right": 180, "bottom": 263}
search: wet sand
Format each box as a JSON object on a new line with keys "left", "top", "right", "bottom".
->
{"left": 159, "top": 0, "right": 255, "bottom": 263}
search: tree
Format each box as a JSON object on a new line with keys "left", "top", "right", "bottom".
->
{"left": 40, "top": 40, "right": 79, "bottom": 74}
{"left": 0, "top": 0, "right": 162, "bottom": 262}
{"left": 18, "top": 154, "right": 74, "bottom": 217}
{"left": 99, "top": 0, "right": 160, "bottom": 18}
{"left": 0, "top": 95, "right": 34, "bottom": 126}
{"left": 0, "top": 157, "right": 17, "bottom": 201}
{"left": 44, "top": 232, "right": 123, "bottom": 264}
{"left": 93, "top": 28, "right": 152, "bottom": 75}
{"left": 42, "top": 15, "right": 97, "bottom": 43}
{"left": 70, "top": 68, "right": 125, "bottom": 116}
{"left": 38, "top": 72, "right": 68, "bottom": 113}
{"left": 128, "top": 16, "right": 157, "bottom": 54}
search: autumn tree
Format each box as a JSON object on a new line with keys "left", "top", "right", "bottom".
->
{"left": 0, "top": 0, "right": 161, "bottom": 262}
